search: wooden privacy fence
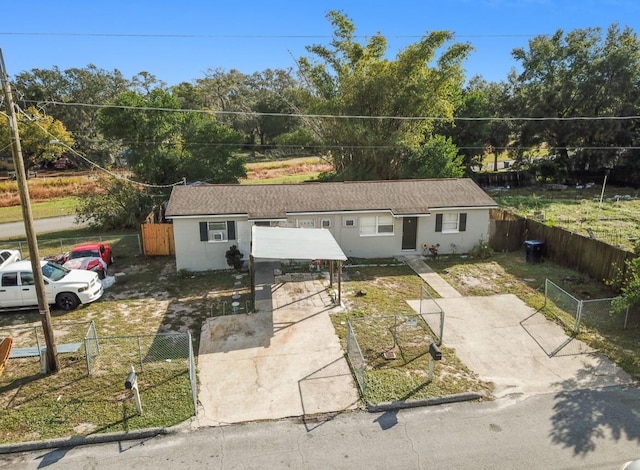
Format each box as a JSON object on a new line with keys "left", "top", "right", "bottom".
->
{"left": 141, "top": 223, "right": 175, "bottom": 256}
{"left": 489, "top": 209, "right": 636, "bottom": 286}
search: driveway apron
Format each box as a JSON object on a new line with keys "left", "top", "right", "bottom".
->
{"left": 196, "top": 262, "right": 358, "bottom": 426}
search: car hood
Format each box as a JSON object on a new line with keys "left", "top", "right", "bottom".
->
{"left": 64, "top": 257, "right": 104, "bottom": 271}
{"left": 57, "top": 268, "right": 99, "bottom": 284}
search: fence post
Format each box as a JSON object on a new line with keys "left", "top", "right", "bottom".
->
{"left": 624, "top": 305, "right": 630, "bottom": 329}
{"left": 544, "top": 279, "right": 548, "bottom": 308}
{"left": 188, "top": 331, "right": 197, "bottom": 415}
{"left": 84, "top": 337, "right": 92, "bottom": 375}
{"left": 137, "top": 233, "right": 143, "bottom": 254}
{"left": 137, "top": 336, "right": 143, "bottom": 372}
{"left": 576, "top": 300, "right": 583, "bottom": 334}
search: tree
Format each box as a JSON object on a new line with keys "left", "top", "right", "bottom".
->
{"left": 75, "top": 177, "right": 156, "bottom": 230}
{"left": 438, "top": 77, "right": 513, "bottom": 173}
{"left": 99, "top": 88, "right": 183, "bottom": 184}
{"left": 12, "top": 65, "right": 130, "bottom": 165}
{"left": 510, "top": 24, "right": 640, "bottom": 181}
{"left": 0, "top": 106, "right": 73, "bottom": 169}
{"left": 99, "top": 87, "right": 245, "bottom": 185}
{"left": 298, "top": 10, "right": 472, "bottom": 180}
{"left": 246, "top": 69, "right": 301, "bottom": 147}
{"left": 402, "top": 135, "right": 464, "bottom": 178}
{"left": 180, "top": 112, "right": 246, "bottom": 183}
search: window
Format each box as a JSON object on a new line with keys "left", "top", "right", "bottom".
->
{"left": 320, "top": 219, "right": 332, "bottom": 228}
{"left": 296, "top": 218, "right": 315, "bottom": 228}
{"left": 199, "top": 221, "right": 236, "bottom": 242}
{"left": 344, "top": 218, "right": 357, "bottom": 228}
{"left": 20, "top": 272, "right": 34, "bottom": 286}
{"left": 359, "top": 215, "right": 395, "bottom": 236}
{"left": 435, "top": 213, "right": 467, "bottom": 233}
{"left": 1, "top": 272, "right": 18, "bottom": 287}
{"left": 254, "top": 220, "right": 286, "bottom": 227}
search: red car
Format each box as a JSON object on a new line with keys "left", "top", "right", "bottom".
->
{"left": 54, "top": 157, "right": 73, "bottom": 170}
{"left": 62, "top": 243, "right": 113, "bottom": 279}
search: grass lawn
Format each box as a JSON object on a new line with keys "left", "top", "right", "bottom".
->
{"left": 0, "top": 197, "right": 80, "bottom": 224}
{"left": 491, "top": 186, "right": 640, "bottom": 251}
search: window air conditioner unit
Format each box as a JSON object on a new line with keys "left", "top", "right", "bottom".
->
{"left": 213, "top": 232, "right": 224, "bottom": 241}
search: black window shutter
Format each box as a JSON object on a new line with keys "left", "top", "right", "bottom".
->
{"left": 435, "top": 214, "right": 443, "bottom": 232}
{"left": 459, "top": 213, "right": 467, "bottom": 232}
{"left": 227, "top": 221, "right": 236, "bottom": 240}
{"left": 199, "top": 222, "right": 208, "bottom": 241}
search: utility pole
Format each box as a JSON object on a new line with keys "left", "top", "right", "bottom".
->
{"left": 0, "top": 48, "right": 59, "bottom": 373}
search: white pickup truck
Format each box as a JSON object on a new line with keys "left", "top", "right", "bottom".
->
{"left": 0, "top": 260, "right": 103, "bottom": 311}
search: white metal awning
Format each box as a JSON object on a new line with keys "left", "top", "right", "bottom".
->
{"left": 251, "top": 226, "right": 347, "bottom": 261}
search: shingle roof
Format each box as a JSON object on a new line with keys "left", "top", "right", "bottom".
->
{"left": 164, "top": 178, "right": 497, "bottom": 219}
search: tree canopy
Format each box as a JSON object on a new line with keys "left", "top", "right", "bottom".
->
{"left": 98, "top": 87, "right": 245, "bottom": 185}
{"left": 298, "top": 10, "right": 472, "bottom": 180}
{"left": 510, "top": 24, "right": 640, "bottom": 180}
{"left": 0, "top": 106, "right": 74, "bottom": 169}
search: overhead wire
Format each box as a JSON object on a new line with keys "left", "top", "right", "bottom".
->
{"left": 21, "top": 99, "right": 640, "bottom": 122}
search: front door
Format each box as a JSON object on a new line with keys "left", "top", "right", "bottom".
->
{"left": 402, "top": 217, "right": 418, "bottom": 250}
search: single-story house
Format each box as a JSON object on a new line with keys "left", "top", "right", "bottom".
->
{"left": 163, "top": 178, "right": 498, "bottom": 272}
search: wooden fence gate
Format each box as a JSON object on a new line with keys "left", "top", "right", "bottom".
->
{"left": 141, "top": 223, "right": 175, "bottom": 256}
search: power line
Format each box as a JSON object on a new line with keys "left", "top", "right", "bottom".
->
{"left": 0, "top": 32, "right": 540, "bottom": 40}
{"left": 24, "top": 99, "right": 640, "bottom": 122}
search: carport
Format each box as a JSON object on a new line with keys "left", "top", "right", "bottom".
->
{"left": 249, "top": 226, "right": 347, "bottom": 307}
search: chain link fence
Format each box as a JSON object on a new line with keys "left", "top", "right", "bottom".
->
{"left": 346, "top": 319, "right": 366, "bottom": 396}
{"left": 85, "top": 332, "right": 197, "bottom": 414}
{"left": 0, "top": 233, "right": 142, "bottom": 261}
{"left": 0, "top": 320, "right": 96, "bottom": 373}
{"left": 346, "top": 314, "right": 434, "bottom": 399}
{"left": 580, "top": 297, "right": 623, "bottom": 332}
{"left": 419, "top": 285, "right": 444, "bottom": 345}
{"left": 544, "top": 279, "right": 582, "bottom": 333}
{"left": 545, "top": 279, "right": 624, "bottom": 333}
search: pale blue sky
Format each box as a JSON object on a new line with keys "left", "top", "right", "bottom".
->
{"left": 1, "top": 0, "right": 639, "bottom": 85}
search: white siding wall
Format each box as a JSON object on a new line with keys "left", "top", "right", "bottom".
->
{"left": 172, "top": 209, "right": 491, "bottom": 271}
{"left": 419, "top": 209, "right": 490, "bottom": 254}
{"left": 173, "top": 217, "right": 248, "bottom": 271}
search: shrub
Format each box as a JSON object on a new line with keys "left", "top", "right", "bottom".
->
{"left": 469, "top": 239, "right": 493, "bottom": 259}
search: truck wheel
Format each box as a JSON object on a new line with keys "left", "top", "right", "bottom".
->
{"left": 56, "top": 293, "right": 79, "bottom": 311}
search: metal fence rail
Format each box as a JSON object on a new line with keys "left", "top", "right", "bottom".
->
{"left": 346, "top": 319, "right": 366, "bottom": 397}
{"left": 419, "top": 285, "right": 445, "bottom": 345}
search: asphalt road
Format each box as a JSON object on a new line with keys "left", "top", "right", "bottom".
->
{"left": 0, "top": 215, "right": 83, "bottom": 239}
{"left": 2, "top": 386, "right": 640, "bottom": 469}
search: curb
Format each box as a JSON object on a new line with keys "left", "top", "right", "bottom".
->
{"left": 0, "top": 427, "right": 174, "bottom": 455}
{"left": 366, "top": 392, "right": 485, "bottom": 413}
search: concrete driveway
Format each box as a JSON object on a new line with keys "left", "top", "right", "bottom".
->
{"left": 405, "top": 257, "right": 634, "bottom": 399}
{"left": 196, "top": 262, "right": 358, "bottom": 427}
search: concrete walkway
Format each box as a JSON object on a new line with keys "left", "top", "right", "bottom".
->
{"left": 196, "top": 263, "right": 358, "bottom": 427}
{"left": 404, "top": 256, "right": 634, "bottom": 398}
{"left": 403, "top": 256, "right": 462, "bottom": 298}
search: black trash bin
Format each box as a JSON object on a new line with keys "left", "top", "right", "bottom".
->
{"left": 524, "top": 240, "right": 544, "bottom": 263}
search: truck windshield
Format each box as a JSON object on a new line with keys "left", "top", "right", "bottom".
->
{"left": 42, "top": 261, "right": 69, "bottom": 281}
